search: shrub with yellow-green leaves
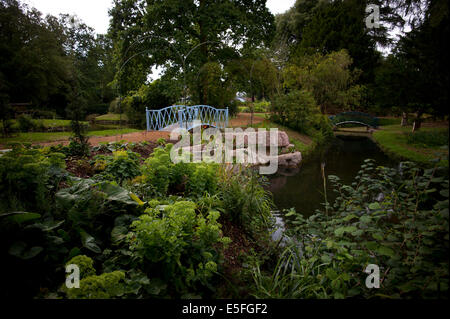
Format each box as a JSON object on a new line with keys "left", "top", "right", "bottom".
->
{"left": 127, "top": 200, "right": 230, "bottom": 294}
{"left": 0, "top": 143, "right": 66, "bottom": 212}
{"left": 66, "top": 255, "right": 96, "bottom": 279}
{"left": 66, "top": 271, "right": 126, "bottom": 299}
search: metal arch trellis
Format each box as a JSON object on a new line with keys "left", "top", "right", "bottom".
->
{"left": 146, "top": 105, "right": 229, "bottom": 131}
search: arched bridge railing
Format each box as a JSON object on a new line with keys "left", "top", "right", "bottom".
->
{"left": 146, "top": 105, "right": 229, "bottom": 131}
{"left": 329, "top": 111, "right": 379, "bottom": 128}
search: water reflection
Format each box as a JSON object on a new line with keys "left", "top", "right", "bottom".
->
{"left": 267, "top": 135, "right": 397, "bottom": 217}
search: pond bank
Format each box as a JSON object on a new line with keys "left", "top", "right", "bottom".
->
{"left": 371, "top": 124, "right": 448, "bottom": 166}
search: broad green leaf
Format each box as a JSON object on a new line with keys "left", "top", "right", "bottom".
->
{"left": 26, "top": 220, "right": 64, "bottom": 232}
{"left": 372, "top": 233, "right": 384, "bottom": 241}
{"left": 360, "top": 215, "right": 372, "bottom": 223}
{"left": 111, "top": 226, "right": 128, "bottom": 244}
{"left": 80, "top": 230, "right": 101, "bottom": 253}
{"left": 376, "top": 246, "right": 395, "bottom": 258}
{"left": 368, "top": 202, "right": 381, "bottom": 210}
{"left": 326, "top": 268, "right": 338, "bottom": 280}
{"left": 2, "top": 212, "right": 41, "bottom": 224}
{"left": 9, "top": 241, "right": 43, "bottom": 260}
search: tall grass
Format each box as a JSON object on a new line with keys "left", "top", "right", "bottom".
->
{"left": 250, "top": 245, "right": 329, "bottom": 299}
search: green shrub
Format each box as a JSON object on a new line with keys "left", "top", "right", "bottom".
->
{"left": 109, "top": 98, "right": 121, "bottom": 114}
{"left": 122, "top": 80, "right": 178, "bottom": 129}
{"left": 186, "top": 163, "right": 219, "bottom": 197}
{"left": 66, "top": 271, "right": 126, "bottom": 299}
{"left": 224, "top": 99, "right": 239, "bottom": 117}
{"left": 17, "top": 114, "right": 36, "bottom": 132}
{"left": 270, "top": 90, "right": 332, "bottom": 140}
{"left": 156, "top": 138, "right": 166, "bottom": 146}
{"left": 93, "top": 150, "right": 142, "bottom": 185}
{"left": 128, "top": 201, "right": 229, "bottom": 294}
{"left": 0, "top": 143, "right": 66, "bottom": 212}
{"left": 252, "top": 100, "right": 271, "bottom": 113}
{"left": 138, "top": 144, "right": 221, "bottom": 198}
{"left": 271, "top": 159, "right": 449, "bottom": 299}
{"left": 66, "top": 255, "right": 96, "bottom": 279}
{"left": 140, "top": 146, "right": 173, "bottom": 195}
{"left": 218, "top": 168, "right": 273, "bottom": 235}
{"left": 68, "top": 120, "right": 90, "bottom": 157}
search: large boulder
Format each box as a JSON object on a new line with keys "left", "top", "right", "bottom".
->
{"left": 226, "top": 130, "right": 290, "bottom": 148}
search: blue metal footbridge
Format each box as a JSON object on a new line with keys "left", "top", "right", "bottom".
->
{"left": 329, "top": 111, "right": 379, "bottom": 129}
{"left": 146, "top": 105, "right": 229, "bottom": 131}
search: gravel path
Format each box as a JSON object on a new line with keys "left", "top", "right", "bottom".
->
{"left": 2, "top": 113, "right": 267, "bottom": 148}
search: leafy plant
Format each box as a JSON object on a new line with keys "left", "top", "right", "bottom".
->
{"left": 17, "top": 114, "right": 37, "bottom": 132}
{"left": 156, "top": 138, "right": 166, "bottom": 146}
{"left": 270, "top": 90, "right": 333, "bottom": 144}
{"left": 127, "top": 201, "right": 230, "bottom": 296}
{"left": 56, "top": 178, "right": 144, "bottom": 254}
{"left": 66, "top": 255, "right": 96, "bottom": 279}
{"left": 218, "top": 167, "right": 274, "bottom": 236}
{"left": 93, "top": 150, "right": 141, "bottom": 185}
{"left": 0, "top": 143, "right": 66, "bottom": 212}
{"left": 65, "top": 270, "right": 126, "bottom": 299}
{"left": 273, "top": 159, "right": 449, "bottom": 299}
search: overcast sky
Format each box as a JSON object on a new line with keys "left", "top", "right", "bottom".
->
{"left": 25, "top": 0, "right": 297, "bottom": 34}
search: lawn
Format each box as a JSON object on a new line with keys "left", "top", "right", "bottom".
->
{"left": 0, "top": 128, "right": 140, "bottom": 147}
{"left": 38, "top": 119, "right": 88, "bottom": 128}
{"left": 1, "top": 119, "right": 89, "bottom": 131}
{"left": 95, "top": 113, "right": 128, "bottom": 121}
{"left": 372, "top": 124, "right": 448, "bottom": 165}
{"left": 378, "top": 117, "right": 401, "bottom": 126}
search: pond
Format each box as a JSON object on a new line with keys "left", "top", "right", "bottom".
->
{"left": 267, "top": 135, "right": 398, "bottom": 218}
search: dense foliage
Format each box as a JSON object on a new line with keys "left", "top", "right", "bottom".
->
{"left": 0, "top": 142, "right": 275, "bottom": 298}
{"left": 270, "top": 90, "right": 333, "bottom": 145}
{"left": 0, "top": 0, "right": 115, "bottom": 119}
{"left": 252, "top": 159, "right": 449, "bottom": 298}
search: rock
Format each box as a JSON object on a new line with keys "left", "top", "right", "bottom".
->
{"left": 277, "top": 152, "right": 302, "bottom": 167}
{"left": 277, "top": 131, "right": 290, "bottom": 147}
{"left": 229, "top": 130, "right": 290, "bottom": 148}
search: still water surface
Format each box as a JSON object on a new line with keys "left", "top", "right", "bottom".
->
{"left": 267, "top": 135, "right": 398, "bottom": 217}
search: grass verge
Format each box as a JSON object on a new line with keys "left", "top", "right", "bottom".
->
{"left": 372, "top": 124, "right": 448, "bottom": 166}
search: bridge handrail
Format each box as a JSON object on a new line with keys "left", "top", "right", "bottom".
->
{"left": 146, "top": 104, "right": 228, "bottom": 131}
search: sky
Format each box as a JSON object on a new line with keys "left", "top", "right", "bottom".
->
{"left": 25, "top": 0, "right": 297, "bottom": 34}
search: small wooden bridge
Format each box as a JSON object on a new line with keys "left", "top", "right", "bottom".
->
{"left": 146, "top": 105, "right": 229, "bottom": 131}
{"left": 329, "top": 111, "right": 379, "bottom": 129}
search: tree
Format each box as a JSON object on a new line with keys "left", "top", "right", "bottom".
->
{"left": 109, "top": 0, "right": 276, "bottom": 103}
{"left": 0, "top": 0, "right": 116, "bottom": 119}
{"left": 122, "top": 78, "right": 180, "bottom": 128}
{"left": 372, "top": 0, "right": 449, "bottom": 130}
{"left": 0, "top": 0, "right": 71, "bottom": 113}
{"left": 296, "top": 0, "right": 380, "bottom": 84}
{"left": 283, "top": 50, "right": 364, "bottom": 114}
